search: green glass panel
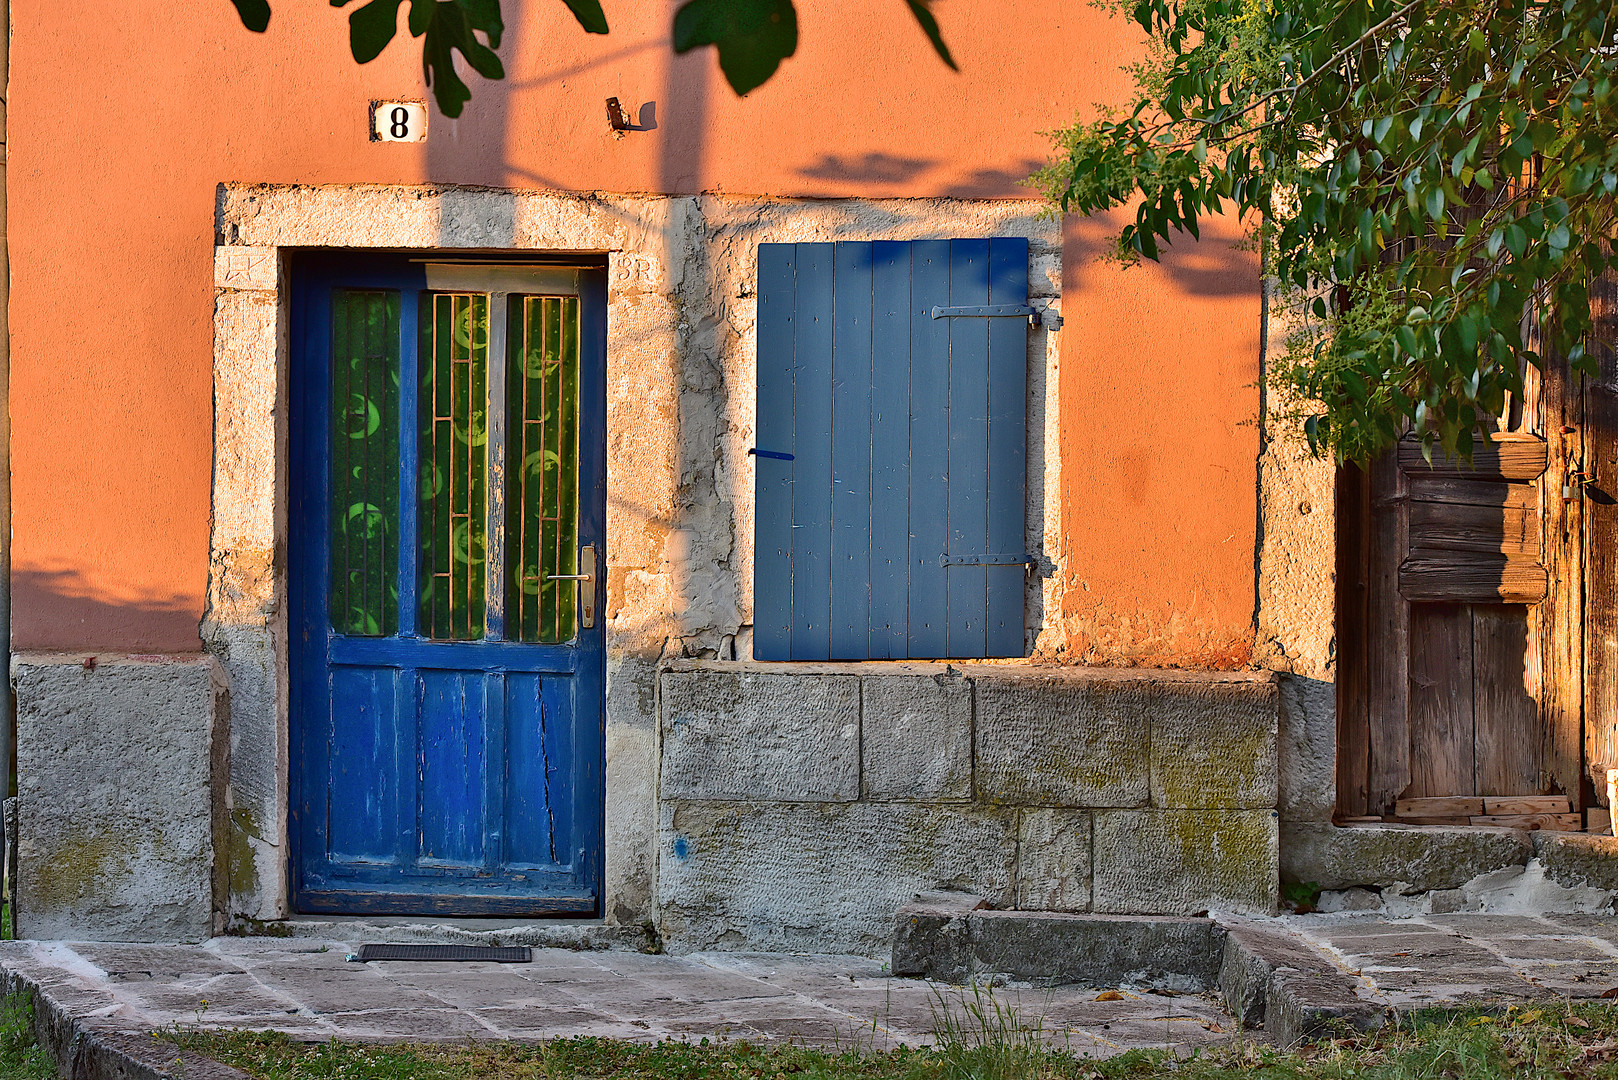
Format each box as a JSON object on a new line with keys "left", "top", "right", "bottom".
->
{"left": 328, "top": 289, "right": 400, "bottom": 636}
{"left": 418, "top": 292, "right": 489, "bottom": 640}
{"left": 507, "top": 295, "right": 581, "bottom": 643}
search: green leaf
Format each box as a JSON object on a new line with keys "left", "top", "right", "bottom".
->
{"left": 905, "top": 0, "right": 957, "bottom": 70}
{"left": 347, "top": 0, "right": 405, "bottom": 63}
{"left": 560, "top": 0, "right": 608, "bottom": 33}
{"left": 673, "top": 0, "right": 798, "bottom": 96}
{"left": 230, "top": 0, "right": 271, "bottom": 31}
{"left": 418, "top": 0, "right": 505, "bottom": 116}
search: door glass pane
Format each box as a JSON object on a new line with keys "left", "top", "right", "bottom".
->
{"left": 329, "top": 289, "right": 400, "bottom": 636}
{"left": 419, "top": 292, "right": 489, "bottom": 640}
{"left": 507, "top": 295, "right": 581, "bottom": 643}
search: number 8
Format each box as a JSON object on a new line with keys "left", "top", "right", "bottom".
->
{"left": 390, "top": 107, "right": 410, "bottom": 139}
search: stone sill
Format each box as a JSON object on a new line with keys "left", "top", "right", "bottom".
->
{"left": 662, "top": 658, "right": 1276, "bottom": 685}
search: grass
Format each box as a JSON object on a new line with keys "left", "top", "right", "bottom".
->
{"left": 157, "top": 998, "right": 1618, "bottom": 1080}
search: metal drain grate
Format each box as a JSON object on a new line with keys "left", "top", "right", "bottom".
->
{"left": 356, "top": 944, "right": 532, "bottom": 963}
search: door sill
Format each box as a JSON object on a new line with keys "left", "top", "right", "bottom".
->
{"left": 226, "top": 915, "right": 653, "bottom": 951}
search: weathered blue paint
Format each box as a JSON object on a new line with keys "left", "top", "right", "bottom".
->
{"left": 985, "top": 238, "right": 1031, "bottom": 656}
{"left": 830, "top": 242, "right": 874, "bottom": 660}
{"left": 868, "top": 242, "right": 912, "bottom": 660}
{"left": 792, "top": 243, "right": 836, "bottom": 662}
{"left": 753, "top": 239, "right": 1030, "bottom": 660}
{"left": 754, "top": 245, "right": 796, "bottom": 662}
{"left": 907, "top": 240, "right": 953, "bottom": 657}
{"left": 290, "top": 252, "right": 605, "bottom": 916}
{"left": 947, "top": 238, "right": 991, "bottom": 657}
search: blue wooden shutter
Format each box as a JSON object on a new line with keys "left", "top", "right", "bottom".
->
{"left": 754, "top": 238, "right": 1029, "bottom": 660}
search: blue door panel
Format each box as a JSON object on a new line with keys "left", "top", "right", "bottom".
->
{"left": 327, "top": 665, "right": 401, "bottom": 865}
{"left": 290, "top": 252, "right": 605, "bottom": 916}
{"left": 418, "top": 669, "right": 488, "bottom": 868}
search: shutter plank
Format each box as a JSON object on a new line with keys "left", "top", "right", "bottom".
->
{"left": 791, "top": 243, "right": 835, "bottom": 661}
{"left": 753, "top": 244, "right": 796, "bottom": 660}
{"left": 946, "top": 239, "right": 990, "bottom": 658}
{"left": 986, "top": 237, "right": 1029, "bottom": 657}
{"left": 830, "top": 242, "right": 874, "bottom": 659}
{"left": 869, "top": 242, "right": 912, "bottom": 658}
{"left": 908, "top": 240, "right": 952, "bottom": 658}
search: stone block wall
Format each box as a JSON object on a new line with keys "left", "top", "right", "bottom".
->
{"left": 12, "top": 654, "right": 227, "bottom": 942}
{"left": 656, "top": 661, "right": 1280, "bottom": 955}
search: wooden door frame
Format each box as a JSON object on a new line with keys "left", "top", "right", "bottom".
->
{"left": 1336, "top": 352, "right": 1594, "bottom": 818}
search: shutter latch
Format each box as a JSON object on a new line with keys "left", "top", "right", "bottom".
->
{"left": 940, "top": 553, "right": 1037, "bottom": 568}
{"left": 930, "top": 304, "right": 1057, "bottom": 329}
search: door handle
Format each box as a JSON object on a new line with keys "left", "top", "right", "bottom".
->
{"left": 546, "top": 544, "right": 596, "bottom": 629}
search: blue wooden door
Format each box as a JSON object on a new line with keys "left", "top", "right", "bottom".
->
{"left": 289, "top": 253, "right": 605, "bottom": 915}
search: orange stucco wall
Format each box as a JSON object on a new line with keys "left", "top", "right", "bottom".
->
{"left": 1056, "top": 212, "right": 1262, "bottom": 667}
{"left": 10, "top": 0, "right": 1260, "bottom": 661}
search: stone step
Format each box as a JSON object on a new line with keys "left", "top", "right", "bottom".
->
{"left": 892, "top": 894, "right": 1384, "bottom": 1047}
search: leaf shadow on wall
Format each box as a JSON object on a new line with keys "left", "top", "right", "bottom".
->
{"left": 12, "top": 564, "right": 201, "bottom": 653}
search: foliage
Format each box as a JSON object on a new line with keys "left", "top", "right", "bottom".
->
{"left": 166, "top": 1001, "right": 1618, "bottom": 1080}
{"left": 0, "top": 997, "right": 53, "bottom": 1080}
{"left": 1037, "top": 0, "right": 1618, "bottom": 462}
{"left": 227, "top": 0, "right": 956, "bottom": 116}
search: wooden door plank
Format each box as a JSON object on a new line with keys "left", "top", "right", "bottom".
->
{"left": 1394, "top": 796, "right": 1484, "bottom": 817}
{"left": 790, "top": 243, "right": 836, "bottom": 661}
{"left": 1469, "top": 813, "right": 1582, "bottom": 830}
{"left": 1399, "top": 553, "right": 1548, "bottom": 603}
{"left": 1398, "top": 433, "right": 1548, "bottom": 480}
{"left": 1407, "top": 602, "right": 1475, "bottom": 798}
{"left": 829, "top": 242, "right": 874, "bottom": 660}
{"left": 1367, "top": 448, "right": 1412, "bottom": 813}
{"left": 1335, "top": 463, "right": 1372, "bottom": 818}
{"left": 945, "top": 239, "right": 990, "bottom": 658}
{"left": 1482, "top": 795, "right": 1569, "bottom": 814}
{"left": 1409, "top": 476, "right": 1537, "bottom": 510}
{"left": 869, "top": 242, "right": 912, "bottom": 658}
{"left": 1409, "top": 501, "right": 1539, "bottom": 556}
{"left": 1588, "top": 267, "right": 1618, "bottom": 804}
{"left": 1540, "top": 333, "right": 1586, "bottom": 811}
{"left": 1474, "top": 604, "right": 1544, "bottom": 797}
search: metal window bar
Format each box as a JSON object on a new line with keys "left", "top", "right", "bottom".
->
{"left": 507, "top": 295, "right": 580, "bottom": 643}
{"left": 329, "top": 289, "right": 399, "bottom": 637}
{"left": 419, "top": 292, "right": 489, "bottom": 640}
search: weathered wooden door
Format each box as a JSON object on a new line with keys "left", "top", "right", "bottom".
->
{"left": 1336, "top": 304, "right": 1615, "bottom": 819}
{"left": 289, "top": 253, "right": 606, "bottom": 915}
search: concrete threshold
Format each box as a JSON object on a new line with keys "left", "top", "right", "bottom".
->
{"left": 891, "top": 895, "right": 1385, "bottom": 1047}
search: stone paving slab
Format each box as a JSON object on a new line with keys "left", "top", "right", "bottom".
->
{"left": 1284, "top": 912, "right": 1618, "bottom": 1007}
{"left": 0, "top": 938, "right": 1234, "bottom": 1057}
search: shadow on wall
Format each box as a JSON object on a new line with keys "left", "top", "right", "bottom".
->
{"left": 12, "top": 564, "right": 201, "bottom": 652}
{"left": 1064, "top": 210, "right": 1260, "bottom": 299}
{"left": 795, "top": 153, "right": 1049, "bottom": 199}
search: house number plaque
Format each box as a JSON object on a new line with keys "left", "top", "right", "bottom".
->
{"left": 370, "top": 101, "right": 428, "bottom": 143}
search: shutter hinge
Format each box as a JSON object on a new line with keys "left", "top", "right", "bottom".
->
{"left": 940, "top": 553, "right": 1038, "bottom": 567}
{"left": 748, "top": 448, "right": 795, "bottom": 461}
{"left": 930, "top": 304, "right": 1056, "bottom": 329}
